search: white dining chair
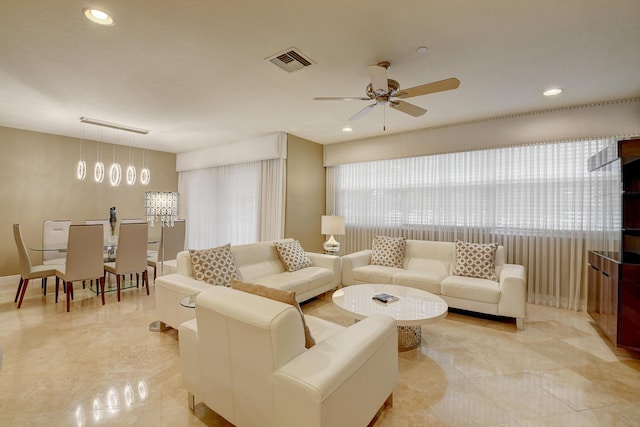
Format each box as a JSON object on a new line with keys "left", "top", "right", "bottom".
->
{"left": 147, "top": 219, "right": 186, "bottom": 279}
{"left": 42, "top": 220, "right": 70, "bottom": 265}
{"left": 54, "top": 224, "right": 106, "bottom": 312}
{"left": 104, "top": 223, "right": 150, "bottom": 301}
{"left": 13, "top": 224, "right": 58, "bottom": 308}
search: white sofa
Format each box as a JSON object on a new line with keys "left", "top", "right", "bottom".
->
{"left": 342, "top": 240, "right": 526, "bottom": 329}
{"left": 179, "top": 286, "right": 398, "bottom": 427}
{"left": 155, "top": 239, "right": 342, "bottom": 329}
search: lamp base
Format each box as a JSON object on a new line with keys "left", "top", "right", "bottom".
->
{"left": 323, "top": 235, "right": 341, "bottom": 254}
{"left": 149, "top": 320, "right": 169, "bottom": 332}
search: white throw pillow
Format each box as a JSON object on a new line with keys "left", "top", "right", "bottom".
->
{"left": 453, "top": 240, "right": 498, "bottom": 281}
{"left": 370, "top": 235, "right": 406, "bottom": 268}
{"left": 274, "top": 240, "right": 312, "bottom": 272}
{"left": 189, "top": 244, "right": 239, "bottom": 286}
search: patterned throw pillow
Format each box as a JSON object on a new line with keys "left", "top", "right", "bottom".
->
{"left": 189, "top": 244, "right": 239, "bottom": 286}
{"left": 453, "top": 240, "right": 498, "bottom": 281}
{"left": 274, "top": 240, "right": 312, "bottom": 272}
{"left": 370, "top": 235, "right": 407, "bottom": 268}
{"left": 231, "top": 279, "right": 315, "bottom": 348}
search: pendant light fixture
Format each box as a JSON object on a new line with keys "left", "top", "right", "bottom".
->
{"left": 76, "top": 124, "right": 87, "bottom": 180}
{"left": 140, "top": 134, "right": 151, "bottom": 185}
{"left": 78, "top": 117, "right": 149, "bottom": 186}
{"left": 110, "top": 143, "right": 121, "bottom": 186}
{"left": 126, "top": 134, "right": 136, "bottom": 185}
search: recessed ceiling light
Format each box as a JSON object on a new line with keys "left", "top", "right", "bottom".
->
{"left": 342, "top": 127, "right": 353, "bottom": 133}
{"left": 543, "top": 88, "right": 563, "bottom": 96}
{"left": 83, "top": 8, "right": 114, "bottom": 26}
{"left": 416, "top": 46, "right": 428, "bottom": 54}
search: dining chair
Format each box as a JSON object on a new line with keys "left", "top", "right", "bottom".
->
{"left": 42, "top": 220, "right": 71, "bottom": 265}
{"left": 104, "top": 222, "right": 149, "bottom": 301}
{"left": 147, "top": 219, "right": 186, "bottom": 279}
{"left": 13, "top": 224, "right": 58, "bottom": 308}
{"left": 54, "top": 224, "right": 106, "bottom": 312}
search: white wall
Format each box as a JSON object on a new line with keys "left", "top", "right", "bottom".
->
{"left": 324, "top": 98, "right": 640, "bottom": 166}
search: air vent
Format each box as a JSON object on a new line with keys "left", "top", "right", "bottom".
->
{"left": 266, "top": 47, "right": 315, "bottom": 73}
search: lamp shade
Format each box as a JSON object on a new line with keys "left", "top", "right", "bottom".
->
{"left": 144, "top": 191, "right": 179, "bottom": 226}
{"left": 321, "top": 215, "right": 345, "bottom": 235}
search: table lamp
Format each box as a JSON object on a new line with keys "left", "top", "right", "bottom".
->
{"left": 321, "top": 215, "right": 345, "bottom": 254}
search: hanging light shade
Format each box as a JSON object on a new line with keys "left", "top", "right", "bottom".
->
{"left": 144, "top": 191, "right": 179, "bottom": 227}
{"left": 109, "top": 163, "right": 121, "bottom": 186}
{"left": 126, "top": 165, "right": 136, "bottom": 185}
{"left": 94, "top": 161, "right": 105, "bottom": 182}
{"left": 77, "top": 160, "right": 87, "bottom": 180}
{"left": 140, "top": 168, "right": 150, "bottom": 185}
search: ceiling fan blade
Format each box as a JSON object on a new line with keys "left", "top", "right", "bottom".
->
{"left": 349, "top": 103, "right": 376, "bottom": 121}
{"left": 395, "top": 77, "right": 460, "bottom": 98}
{"left": 367, "top": 65, "right": 388, "bottom": 94}
{"left": 389, "top": 100, "right": 427, "bottom": 117}
{"left": 313, "top": 96, "right": 370, "bottom": 101}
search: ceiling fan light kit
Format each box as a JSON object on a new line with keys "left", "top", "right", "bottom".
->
{"left": 314, "top": 61, "right": 460, "bottom": 126}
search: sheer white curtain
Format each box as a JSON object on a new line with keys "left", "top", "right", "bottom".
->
{"left": 328, "top": 137, "right": 618, "bottom": 311}
{"left": 179, "top": 158, "right": 285, "bottom": 249}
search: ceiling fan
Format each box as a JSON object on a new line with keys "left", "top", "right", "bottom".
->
{"left": 314, "top": 61, "right": 460, "bottom": 122}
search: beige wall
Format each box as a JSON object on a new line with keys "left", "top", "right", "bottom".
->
{"left": 0, "top": 126, "right": 177, "bottom": 276}
{"left": 284, "top": 134, "right": 325, "bottom": 252}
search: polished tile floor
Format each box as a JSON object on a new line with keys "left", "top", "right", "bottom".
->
{"left": 1, "top": 276, "right": 639, "bottom": 426}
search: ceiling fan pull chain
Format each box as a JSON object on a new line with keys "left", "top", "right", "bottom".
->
{"left": 383, "top": 106, "right": 386, "bottom": 131}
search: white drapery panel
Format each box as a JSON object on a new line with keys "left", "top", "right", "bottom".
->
{"left": 178, "top": 158, "right": 285, "bottom": 249}
{"left": 328, "top": 137, "right": 619, "bottom": 311}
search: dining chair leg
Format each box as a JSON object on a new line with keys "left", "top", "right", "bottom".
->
{"left": 55, "top": 279, "right": 59, "bottom": 303}
{"left": 136, "top": 273, "right": 140, "bottom": 288}
{"left": 116, "top": 274, "right": 121, "bottom": 302}
{"left": 153, "top": 266, "right": 157, "bottom": 281}
{"left": 99, "top": 276, "right": 106, "bottom": 305}
{"left": 42, "top": 277, "right": 48, "bottom": 295}
{"left": 66, "top": 281, "right": 73, "bottom": 312}
{"left": 15, "top": 277, "right": 24, "bottom": 303}
{"left": 143, "top": 270, "right": 150, "bottom": 295}
{"left": 17, "top": 278, "right": 30, "bottom": 308}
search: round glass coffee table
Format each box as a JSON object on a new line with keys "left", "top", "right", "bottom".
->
{"left": 332, "top": 284, "right": 448, "bottom": 351}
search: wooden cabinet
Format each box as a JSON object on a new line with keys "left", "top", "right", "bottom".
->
{"left": 588, "top": 138, "right": 640, "bottom": 352}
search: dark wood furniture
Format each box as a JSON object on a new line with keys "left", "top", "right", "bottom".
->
{"left": 588, "top": 138, "right": 640, "bottom": 352}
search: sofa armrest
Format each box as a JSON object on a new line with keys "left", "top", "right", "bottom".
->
{"left": 307, "top": 252, "right": 341, "bottom": 273}
{"left": 273, "top": 314, "right": 397, "bottom": 427}
{"left": 341, "top": 250, "right": 372, "bottom": 286}
{"left": 498, "top": 263, "right": 526, "bottom": 322}
{"left": 155, "top": 273, "right": 211, "bottom": 329}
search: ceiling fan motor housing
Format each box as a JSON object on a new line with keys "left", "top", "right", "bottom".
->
{"left": 366, "top": 79, "right": 400, "bottom": 100}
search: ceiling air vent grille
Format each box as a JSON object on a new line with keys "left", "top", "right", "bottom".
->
{"left": 266, "top": 47, "right": 315, "bottom": 73}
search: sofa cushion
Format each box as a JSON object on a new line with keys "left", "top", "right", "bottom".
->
{"left": 274, "top": 240, "right": 312, "bottom": 272}
{"left": 352, "top": 265, "right": 402, "bottom": 284}
{"left": 441, "top": 275, "right": 501, "bottom": 304}
{"left": 231, "top": 280, "right": 316, "bottom": 348}
{"left": 189, "top": 244, "right": 239, "bottom": 286}
{"left": 453, "top": 240, "right": 498, "bottom": 281}
{"left": 370, "top": 235, "right": 406, "bottom": 268}
{"left": 392, "top": 270, "right": 445, "bottom": 294}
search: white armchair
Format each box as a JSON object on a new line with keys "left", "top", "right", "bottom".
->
{"left": 179, "top": 286, "right": 398, "bottom": 427}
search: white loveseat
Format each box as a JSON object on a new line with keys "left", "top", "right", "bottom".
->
{"left": 342, "top": 240, "right": 526, "bottom": 329}
{"left": 155, "top": 239, "right": 341, "bottom": 329}
{"left": 179, "top": 285, "right": 398, "bottom": 427}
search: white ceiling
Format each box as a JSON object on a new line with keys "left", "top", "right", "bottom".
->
{"left": 1, "top": 0, "right": 639, "bottom": 154}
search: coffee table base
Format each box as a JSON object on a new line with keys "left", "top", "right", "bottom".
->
{"left": 397, "top": 325, "right": 421, "bottom": 351}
